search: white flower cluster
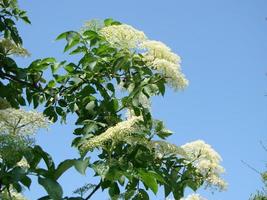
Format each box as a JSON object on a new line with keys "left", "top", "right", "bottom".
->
{"left": 0, "top": 108, "right": 50, "bottom": 135}
{"left": 99, "top": 23, "right": 188, "bottom": 90}
{"left": 181, "top": 140, "right": 227, "bottom": 191}
{"left": 180, "top": 193, "right": 207, "bottom": 200}
{"left": 141, "top": 40, "right": 188, "bottom": 90}
{"left": 0, "top": 38, "right": 29, "bottom": 57}
{"left": 141, "top": 40, "right": 180, "bottom": 63}
{"left": 0, "top": 189, "right": 27, "bottom": 200}
{"left": 150, "top": 140, "right": 186, "bottom": 159}
{"left": 99, "top": 24, "right": 147, "bottom": 49}
{"left": 80, "top": 116, "right": 142, "bottom": 152}
{"left": 16, "top": 157, "right": 30, "bottom": 169}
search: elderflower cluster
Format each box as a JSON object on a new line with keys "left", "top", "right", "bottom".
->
{"left": 141, "top": 40, "right": 188, "bottom": 90}
{"left": 0, "top": 38, "right": 29, "bottom": 57}
{"left": 80, "top": 116, "right": 142, "bottom": 152}
{"left": 98, "top": 23, "right": 188, "bottom": 90}
{"left": 99, "top": 24, "right": 147, "bottom": 49}
{"left": 181, "top": 140, "right": 227, "bottom": 191}
{"left": 0, "top": 189, "right": 27, "bottom": 200}
{"left": 141, "top": 40, "right": 180, "bottom": 63}
{"left": 150, "top": 140, "right": 186, "bottom": 159}
{"left": 0, "top": 108, "right": 50, "bottom": 135}
{"left": 152, "top": 58, "right": 188, "bottom": 90}
{"left": 16, "top": 157, "right": 30, "bottom": 169}
{"left": 180, "top": 193, "right": 207, "bottom": 200}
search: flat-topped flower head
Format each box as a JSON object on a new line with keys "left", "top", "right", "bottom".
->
{"left": 0, "top": 188, "right": 28, "bottom": 200}
{"left": 180, "top": 193, "right": 207, "bottom": 200}
{"left": 80, "top": 116, "right": 143, "bottom": 152}
{"left": 99, "top": 21, "right": 188, "bottom": 91}
{"left": 100, "top": 24, "right": 147, "bottom": 49}
{"left": 141, "top": 40, "right": 181, "bottom": 64}
{"left": 152, "top": 58, "right": 188, "bottom": 90}
{"left": 0, "top": 108, "right": 51, "bottom": 135}
{"left": 140, "top": 40, "right": 188, "bottom": 90}
{"left": 0, "top": 39, "right": 29, "bottom": 57}
{"left": 181, "top": 140, "right": 227, "bottom": 191}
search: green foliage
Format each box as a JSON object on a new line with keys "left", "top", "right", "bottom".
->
{"left": 0, "top": 2, "right": 212, "bottom": 200}
{"left": 250, "top": 172, "right": 267, "bottom": 199}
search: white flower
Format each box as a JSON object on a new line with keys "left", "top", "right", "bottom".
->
{"left": 80, "top": 116, "right": 143, "bottom": 151}
{"left": 181, "top": 140, "right": 227, "bottom": 191}
{"left": 0, "top": 108, "right": 51, "bottom": 135}
{"left": 99, "top": 24, "right": 147, "bottom": 49}
{"left": 141, "top": 40, "right": 188, "bottom": 90}
{"left": 82, "top": 19, "right": 104, "bottom": 32}
{"left": 16, "top": 157, "right": 30, "bottom": 169}
{"left": 0, "top": 189, "right": 28, "bottom": 200}
{"left": 180, "top": 193, "right": 207, "bottom": 200}
{"left": 152, "top": 58, "right": 188, "bottom": 90}
{"left": 0, "top": 38, "right": 29, "bottom": 57}
{"left": 99, "top": 23, "right": 188, "bottom": 91}
{"left": 141, "top": 40, "right": 181, "bottom": 63}
{"left": 149, "top": 140, "right": 186, "bottom": 158}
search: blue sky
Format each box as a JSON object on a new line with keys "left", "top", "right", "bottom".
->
{"left": 16, "top": 0, "right": 267, "bottom": 199}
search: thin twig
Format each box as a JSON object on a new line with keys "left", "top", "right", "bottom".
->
{"left": 241, "top": 160, "right": 261, "bottom": 174}
{"left": 84, "top": 181, "right": 101, "bottom": 200}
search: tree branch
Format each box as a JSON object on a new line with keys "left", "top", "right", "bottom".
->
{"left": 84, "top": 181, "right": 101, "bottom": 200}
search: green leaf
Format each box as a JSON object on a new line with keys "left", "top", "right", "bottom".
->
{"left": 157, "top": 79, "right": 165, "bottom": 96}
{"left": 37, "top": 196, "right": 50, "bottom": 200}
{"left": 21, "top": 16, "right": 31, "bottom": 24}
{"left": 92, "top": 161, "right": 109, "bottom": 179}
{"left": 104, "top": 18, "right": 114, "bottom": 26}
{"left": 109, "top": 182, "right": 120, "bottom": 198}
{"left": 138, "top": 170, "right": 158, "bottom": 195}
{"left": 43, "top": 106, "right": 58, "bottom": 122}
{"left": 64, "top": 37, "right": 80, "bottom": 52}
{"left": 55, "top": 106, "right": 64, "bottom": 116}
{"left": 54, "top": 159, "right": 76, "bottom": 180}
{"left": 104, "top": 18, "right": 121, "bottom": 26}
{"left": 38, "top": 177, "right": 63, "bottom": 200}
{"left": 138, "top": 189, "right": 149, "bottom": 200}
{"left": 41, "top": 57, "right": 56, "bottom": 64}
{"left": 58, "top": 99, "right": 67, "bottom": 107}
{"left": 85, "top": 101, "right": 95, "bottom": 112}
{"left": 107, "top": 83, "right": 115, "bottom": 93}
{"left": 33, "top": 145, "right": 55, "bottom": 171}
{"left": 10, "top": 167, "right": 27, "bottom": 181}
{"left": 20, "top": 176, "right": 32, "bottom": 189}
{"left": 48, "top": 80, "right": 56, "bottom": 88}
{"left": 74, "top": 158, "right": 90, "bottom": 175}
{"left": 56, "top": 31, "right": 69, "bottom": 40}
{"left": 51, "top": 61, "right": 66, "bottom": 74}
{"left": 64, "top": 63, "right": 75, "bottom": 73}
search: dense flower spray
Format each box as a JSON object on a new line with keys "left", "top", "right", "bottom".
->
{"left": 80, "top": 116, "right": 142, "bottom": 152}
{"left": 0, "top": 188, "right": 28, "bottom": 200}
{"left": 180, "top": 193, "right": 207, "bottom": 200}
{"left": 181, "top": 140, "right": 227, "bottom": 191}
{"left": 0, "top": 108, "right": 50, "bottom": 135}
{"left": 99, "top": 23, "right": 188, "bottom": 90}
{"left": 100, "top": 24, "right": 147, "bottom": 49}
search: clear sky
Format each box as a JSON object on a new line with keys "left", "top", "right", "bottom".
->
{"left": 16, "top": 0, "right": 267, "bottom": 199}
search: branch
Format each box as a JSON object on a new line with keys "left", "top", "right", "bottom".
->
{"left": 84, "top": 181, "right": 101, "bottom": 200}
{"left": 0, "top": 70, "right": 31, "bottom": 86}
{"left": 241, "top": 160, "right": 261, "bottom": 174}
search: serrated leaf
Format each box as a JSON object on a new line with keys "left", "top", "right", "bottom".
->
{"left": 20, "top": 176, "right": 32, "bottom": 189}
{"left": 38, "top": 177, "right": 63, "bottom": 200}
{"left": 138, "top": 170, "right": 158, "bottom": 195}
{"left": 54, "top": 159, "right": 76, "bottom": 180}
{"left": 74, "top": 158, "right": 89, "bottom": 175}
{"left": 33, "top": 145, "right": 55, "bottom": 171}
